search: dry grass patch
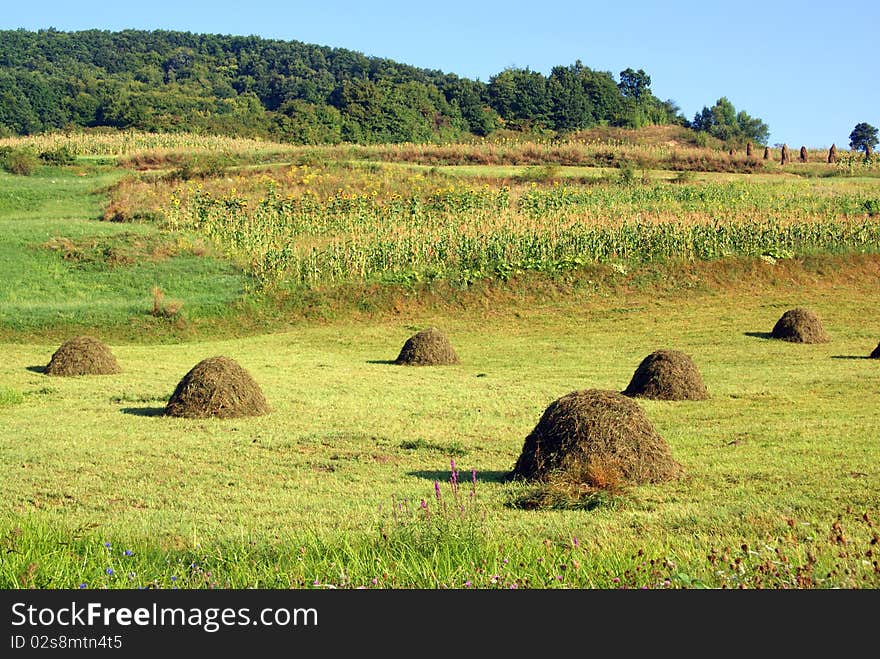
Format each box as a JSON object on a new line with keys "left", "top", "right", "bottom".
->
{"left": 770, "top": 307, "right": 830, "bottom": 344}
{"left": 622, "top": 349, "right": 709, "bottom": 401}
{"left": 510, "top": 389, "right": 683, "bottom": 491}
{"left": 44, "top": 336, "right": 121, "bottom": 376}
{"left": 165, "top": 356, "right": 269, "bottom": 419}
{"left": 394, "top": 327, "right": 460, "bottom": 366}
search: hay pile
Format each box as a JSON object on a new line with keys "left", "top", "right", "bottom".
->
{"left": 828, "top": 144, "right": 837, "bottom": 164}
{"left": 510, "top": 389, "right": 682, "bottom": 488}
{"left": 44, "top": 336, "right": 121, "bottom": 376}
{"left": 770, "top": 308, "right": 830, "bottom": 343}
{"left": 622, "top": 350, "right": 709, "bottom": 401}
{"left": 870, "top": 342, "right": 880, "bottom": 359}
{"left": 165, "top": 356, "right": 269, "bottom": 419}
{"left": 394, "top": 327, "right": 460, "bottom": 366}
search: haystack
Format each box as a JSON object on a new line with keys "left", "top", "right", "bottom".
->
{"left": 44, "top": 336, "right": 121, "bottom": 376}
{"left": 165, "top": 356, "right": 269, "bottom": 419}
{"left": 828, "top": 144, "right": 837, "bottom": 164}
{"left": 870, "top": 342, "right": 880, "bottom": 359}
{"left": 623, "top": 350, "right": 709, "bottom": 401}
{"left": 510, "top": 389, "right": 682, "bottom": 488}
{"left": 394, "top": 327, "right": 460, "bottom": 366}
{"left": 770, "top": 307, "right": 830, "bottom": 344}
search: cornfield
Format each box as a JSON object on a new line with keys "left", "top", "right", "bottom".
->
{"left": 162, "top": 178, "right": 880, "bottom": 288}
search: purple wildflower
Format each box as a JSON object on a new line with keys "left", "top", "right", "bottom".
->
{"left": 123, "top": 549, "right": 133, "bottom": 556}
{"left": 434, "top": 481, "right": 441, "bottom": 500}
{"left": 105, "top": 568, "right": 113, "bottom": 575}
{"left": 572, "top": 537, "right": 579, "bottom": 548}
{"left": 471, "top": 468, "right": 477, "bottom": 486}
{"left": 420, "top": 499, "right": 427, "bottom": 510}
{"left": 78, "top": 583, "right": 87, "bottom": 589}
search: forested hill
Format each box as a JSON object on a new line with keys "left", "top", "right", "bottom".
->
{"left": 0, "top": 28, "right": 690, "bottom": 143}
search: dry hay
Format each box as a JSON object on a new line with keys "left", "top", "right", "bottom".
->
{"left": 781, "top": 144, "right": 790, "bottom": 164}
{"left": 763, "top": 146, "right": 771, "bottom": 159}
{"left": 622, "top": 350, "right": 709, "bottom": 401}
{"left": 509, "top": 389, "right": 683, "bottom": 488}
{"left": 394, "top": 327, "right": 460, "bottom": 366}
{"left": 870, "top": 342, "right": 880, "bottom": 359}
{"left": 770, "top": 307, "right": 830, "bottom": 344}
{"left": 828, "top": 144, "right": 837, "bottom": 164}
{"left": 165, "top": 356, "right": 269, "bottom": 419}
{"left": 44, "top": 336, "right": 121, "bottom": 376}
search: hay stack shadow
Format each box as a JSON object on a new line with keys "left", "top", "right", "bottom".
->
{"left": 394, "top": 327, "right": 460, "bottom": 366}
{"left": 44, "top": 336, "right": 121, "bottom": 376}
{"left": 165, "top": 356, "right": 269, "bottom": 419}
{"left": 770, "top": 308, "right": 830, "bottom": 343}
{"left": 510, "top": 389, "right": 683, "bottom": 488}
{"left": 622, "top": 350, "right": 709, "bottom": 401}
{"left": 870, "top": 342, "right": 880, "bottom": 359}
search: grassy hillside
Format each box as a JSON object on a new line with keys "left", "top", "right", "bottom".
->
{"left": 0, "top": 131, "right": 877, "bottom": 589}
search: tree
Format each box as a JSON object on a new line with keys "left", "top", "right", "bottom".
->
{"left": 692, "top": 97, "right": 769, "bottom": 145}
{"left": 849, "top": 122, "right": 878, "bottom": 156}
{"left": 617, "top": 68, "right": 651, "bottom": 102}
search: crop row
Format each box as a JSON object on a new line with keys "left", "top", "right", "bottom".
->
{"left": 163, "top": 182, "right": 880, "bottom": 288}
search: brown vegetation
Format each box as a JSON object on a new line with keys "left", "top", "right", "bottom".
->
{"left": 394, "top": 327, "right": 460, "bottom": 366}
{"left": 770, "top": 308, "right": 830, "bottom": 344}
{"left": 44, "top": 336, "right": 122, "bottom": 376}
{"left": 509, "top": 389, "right": 683, "bottom": 488}
{"left": 622, "top": 350, "right": 709, "bottom": 401}
{"left": 828, "top": 144, "right": 837, "bottom": 164}
{"left": 165, "top": 356, "right": 269, "bottom": 418}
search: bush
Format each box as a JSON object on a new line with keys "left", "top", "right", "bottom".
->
{"left": 38, "top": 145, "right": 76, "bottom": 166}
{"left": 0, "top": 148, "right": 39, "bottom": 175}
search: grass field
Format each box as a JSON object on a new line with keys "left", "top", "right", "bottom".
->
{"left": 0, "top": 133, "right": 878, "bottom": 589}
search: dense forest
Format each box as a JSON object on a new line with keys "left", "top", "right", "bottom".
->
{"left": 0, "top": 28, "right": 768, "bottom": 145}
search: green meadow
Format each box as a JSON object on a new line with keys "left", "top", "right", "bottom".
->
{"left": 0, "top": 136, "right": 878, "bottom": 589}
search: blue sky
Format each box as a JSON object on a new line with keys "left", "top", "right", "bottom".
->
{"left": 4, "top": 1, "right": 878, "bottom": 148}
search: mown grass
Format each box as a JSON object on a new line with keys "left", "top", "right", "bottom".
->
{"left": 1, "top": 277, "right": 878, "bottom": 588}
{"left": 0, "top": 168, "right": 249, "bottom": 340}
{"left": 1, "top": 132, "right": 878, "bottom": 589}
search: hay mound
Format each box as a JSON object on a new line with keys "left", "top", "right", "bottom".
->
{"left": 44, "top": 336, "right": 121, "bottom": 376}
{"left": 510, "top": 389, "right": 682, "bottom": 488}
{"left": 770, "top": 308, "right": 830, "bottom": 343}
{"left": 394, "top": 327, "right": 460, "bottom": 366}
{"left": 870, "top": 342, "right": 880, "bottom": 359}
{"left": 623, "top": 350, "right": 709, "bottom": 401}
{"left": 165, "top": 356, "right": 269, "bottom": 419}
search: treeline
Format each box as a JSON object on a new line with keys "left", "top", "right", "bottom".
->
{"left": 0, "top": 28, "right": 762, "bottom": 145}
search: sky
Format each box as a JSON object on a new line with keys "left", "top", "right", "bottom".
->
{"left": 3, "top": 1, "right": 878, "bottom": 149}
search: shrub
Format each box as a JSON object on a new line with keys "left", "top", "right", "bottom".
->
{"left": 38, "top": 145, "right": 76, "bottom": 166}
{"left": 0, "top": 148, "right": 39, "bottom": 175}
